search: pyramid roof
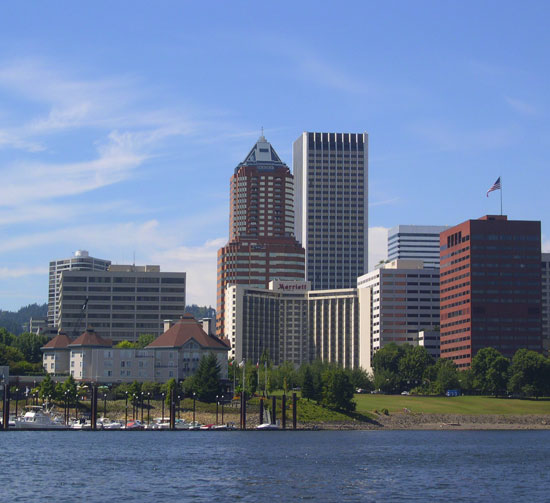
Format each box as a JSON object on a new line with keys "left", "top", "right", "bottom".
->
{"left": 68, "top": 329, "right": 112, "bottom": 348}
{"left": 239, "top": 135, "right": 285, "bottom": 167}
{"left": 147, "top": 314, "right": 229, "bottom": 350}
{"left": 41, "top": 332, "right": 74, "bottom": 350}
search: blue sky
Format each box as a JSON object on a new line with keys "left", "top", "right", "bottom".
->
{"left": 1, "top": 1, "right": 549, "bottom": 311}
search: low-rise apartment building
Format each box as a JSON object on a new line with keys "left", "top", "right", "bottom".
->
{"left": 41, "top": 315, "right": 229, "bottom": 383}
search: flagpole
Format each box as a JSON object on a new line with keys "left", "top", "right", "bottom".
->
{"left": 500, "top": 176, "right": 503, "bottom": 216}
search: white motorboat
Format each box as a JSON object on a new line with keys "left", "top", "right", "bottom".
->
{"left": 70, "top": 418, "right": 92, "bottom": 430}
{"left": 256, "top": 422, "right": 280, "bottom": 430}
{"left": 150, "top": 418, "right": 170, "bottom": 430}
{"left": 98, "top": 417, "right": 123, "bottom": 430}
{"left": 212, "top": 422, "right": 237, "bottom": 431}
{"left": 13, "top": 406, "right": 66, "bottom": 430}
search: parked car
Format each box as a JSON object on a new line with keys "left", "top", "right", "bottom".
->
{"left": 401, "top": 391, "right": 410, "bottom": 396}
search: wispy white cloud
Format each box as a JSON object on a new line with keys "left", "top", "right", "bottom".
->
{"left": 410, "top": 121, "right": 518, "bottom": 151}
{"left": 504, "top": 96, "right": 538, "bottom": 116}
{"left": 368, "top": 226, "right": 389, "bottom": 270}
{"left": 369, "top": 197, "right": 400, "bottom": 208}
{"left": 296, "top": 53, "right": 370, "bottom": 95}
{"left": 152, "top": 238, "right": 226, "bottom": 307}
{"left": 1, "top": 132, "right": 147, "bottom": 206}
{"left": 0, "top": 266, "right": 48, "bottom": 279}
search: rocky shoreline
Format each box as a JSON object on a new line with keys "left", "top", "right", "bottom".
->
{"left": 302, "top": 413, "right": 550, "bottom": 430}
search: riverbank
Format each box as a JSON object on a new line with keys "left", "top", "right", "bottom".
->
{"left": 303, "top": 413, "right": 550, "bottom": 430}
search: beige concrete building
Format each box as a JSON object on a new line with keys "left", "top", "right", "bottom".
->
{"left": 225, "top": 281, "right": 310, "bottom": 366}
{"left": 357, "top": 259, "right": 440, "bottom": 372}
{"left": 308, "top": 288, "right": 361, "bottom": 369}
{"left": 226, "top": 280, "right": 366, "bottom": 369}
{"left": 57, "top": 264, "right": 186, "bottom": 343}
{"left": 41, "top": 316, "right": 229, "bottom": 383}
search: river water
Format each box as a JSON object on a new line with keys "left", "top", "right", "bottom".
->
{"left": 1, "top": 430, "right": 549, "bottom": 502}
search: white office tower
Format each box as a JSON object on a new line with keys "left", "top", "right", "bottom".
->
{"left": 542, "top": 253, "right": 550, "bottom": 355}
{"left": 48, "top": 250, "right": 111, "bottom": 327}
{"left": 357, "top": 259, "right": 440, "bottom": 372}
{"left": 293, "top": 132, "right": 368, "bottom": 290}
{"left": 387, "top": 225, "right": 449, "bottom": 269}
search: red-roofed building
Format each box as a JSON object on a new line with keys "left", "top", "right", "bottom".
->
{"left": 41, "top": 332, "right": 73, "bottom": 375}
{"left": 42, "top": 317, "right": 229, "bottom": 383}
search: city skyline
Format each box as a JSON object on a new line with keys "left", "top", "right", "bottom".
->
{"left": 1, "top": 2, "right": 550, "bottom": 311}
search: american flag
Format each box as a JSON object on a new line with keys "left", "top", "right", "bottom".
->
{"left": 486, "top": 177, "right": 501, "bottom": 197}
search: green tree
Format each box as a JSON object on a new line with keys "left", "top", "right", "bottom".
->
{"left": 246, "top": 365, "right": 258, "bottom": 395}
{"left": 137, "top": 334, "right": 156, "bottom": 348}
{"left": 371, "top": 343, "right": 409, "bottom": 393}
{"left": 193, "top": 353, "right": 222, "bottom": 402}
{"left": 115, "top": 340, "right": 139, "bottom": 349}
{"left": 14, "top": 332, "right": 48, "bottom": 363}
{"left": 471, "top": 347, "right": 510, "bottom": 396}
{"left": 345, "top": 367, "right": 374, "bottom": 392}
{"left": 432, "top": 359, "right": 459, "bottom": 395}
{"left": 300, "top": 365, "right": 316, "bottom": 400}
{"left": 457, "top": 368, "right": 475, "bottom": 394}
{"left": 0, "top": 328, "right": 16, "bottom": 346}
{"left": 398, "top": 346, "right": 434, "bottom": 389}
{"left": 61, "top": 375, "right": 78, "bottom": 407}
{"left": 141, "top": 381, "right": 160, "bottom": 397}
{"left": 39, "top": 374, "right": 56, "bottom": 400}
{"left": 161, "top": 378, "right": 177, "bottom": 405}
{"left": 508, "top": 349, "right": 550, "bottom": 399}
{"left": 321, "top": 368, "right": 356, "bottom": 412}
{"left": 0, "top": 343, "right": 24, "bottom": 366}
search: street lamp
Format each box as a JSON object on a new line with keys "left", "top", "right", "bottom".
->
{"left": 64, "top": 390, "right": 68, "bottom": 425}
{"left": 216, "top": 395, "right": 219, "bottom": 425}
{"left": 147, "top": 393, "right": 151, "bottom": 426}
{"left": 221, "top": 395, "right": 224, "bottom": 424}
{"left": 103, "top": 392, "right": 107, "bottom": 418}
{"left": 193, "top": 392, "right": 196, "bottom": 425}
{"left": 125, "top": 391, "right": 128, "bottom": 428}
{"left": 161, "top": 392, "right": 165, "bottom": 423}
{"left": 140, "top": 392, "right": 144, "bottom": 423}
{"left": 14, "top": 388, "right": 19, "bottom": 417}
{"left": 177, "top": 395, "right": 181, "bottom": 420}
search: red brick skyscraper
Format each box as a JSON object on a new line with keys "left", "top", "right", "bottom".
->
{"left": 217, "top": 136, "right": 305, "bottom": 338}
{"left": 440, "top": 215, "right": 542, "bottom": 369}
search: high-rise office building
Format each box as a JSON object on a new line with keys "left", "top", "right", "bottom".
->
{"left": 217, "top": 135, "right": 305, "bottom": 337}
{"left": 357, "top": 259, "right": 440, "bottom": 372}
{"left": 541, "top": 253, "right": 550, "bottom": 355}
{"left": 48, "top": 250, "right": 111, "bottom": 327}
{"left": 388, "top": 225, "right": 449, "bottom": 268}
{"left": 293, "top": 132, "right": 368, "bottom": 290}
{"left": 440, "top": 215, "right": 542, "bottom": 369}
{"left": 57, "top": 264, "right": 186, "bottom": 343}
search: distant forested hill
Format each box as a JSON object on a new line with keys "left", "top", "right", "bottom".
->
{"left": 185, "top": 304, "right": 216, "bottom": 319}
{"left": 0, "top": 303, "right": 48, "bottom": 335}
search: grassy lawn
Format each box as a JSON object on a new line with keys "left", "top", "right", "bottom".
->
{"left": 354, "top": 394, "right": 550, "bottom": 415}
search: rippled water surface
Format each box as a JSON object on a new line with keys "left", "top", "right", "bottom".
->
{"left": 1, "top": 430, "right": 549, "bottom": 502}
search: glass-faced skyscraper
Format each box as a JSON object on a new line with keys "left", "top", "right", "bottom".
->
{"left": 293, "top": 132, "right": 368, "bottom": 290}
{"left": 387, "top": 225, "right": 449, "bottom": 269}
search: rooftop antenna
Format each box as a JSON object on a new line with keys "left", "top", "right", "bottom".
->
{"left": 261, "top": 126, "right": 264, "bottom": 138}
